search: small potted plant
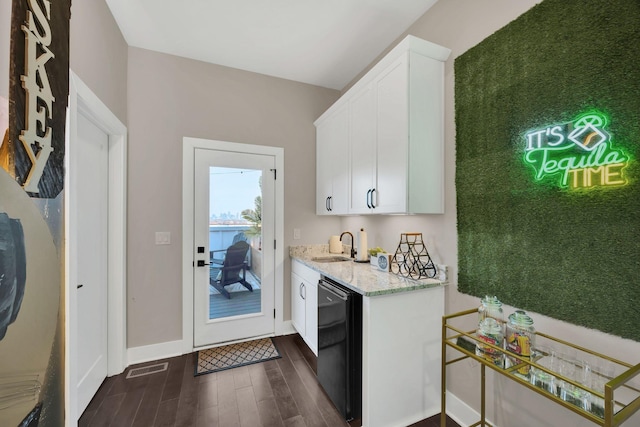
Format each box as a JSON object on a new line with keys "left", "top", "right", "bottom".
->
{"left": 368, "top": 247, "right": 389, "bottom": 270}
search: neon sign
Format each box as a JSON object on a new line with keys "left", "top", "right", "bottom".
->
{"left": 523, "top": 111, "right": 630, "bottom": 189}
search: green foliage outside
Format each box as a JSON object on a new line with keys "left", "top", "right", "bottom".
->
{"left": 242, "top": 176, "right": 261, "bottom": 250}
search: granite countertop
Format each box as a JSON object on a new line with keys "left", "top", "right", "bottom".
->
{"left": 290, "top": 245, "right": 447, "bottom": 297}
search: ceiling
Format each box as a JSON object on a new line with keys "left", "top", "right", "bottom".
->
{"left": 105, "top": 0, "right": 438, "bottom": 90}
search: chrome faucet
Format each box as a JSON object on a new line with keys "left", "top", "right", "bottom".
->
{"left": 340, "top": 231, "right": 356, "bottom": 258}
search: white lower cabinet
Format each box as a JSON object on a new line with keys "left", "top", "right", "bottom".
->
{"left": 362, "top": 286, "right": 444, "bottom": 427}
{"left": 291, "top": 271, "right": 306, "bottom": 337}
{"left": 291, "top": 260, "right": 319, "bottom": 355}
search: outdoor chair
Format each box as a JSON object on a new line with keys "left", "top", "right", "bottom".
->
{"left": 209, "top": 240, "right": 252, "bottom": 299}
{"left": 210, "top": 232, "right": 249, "bottom": 265}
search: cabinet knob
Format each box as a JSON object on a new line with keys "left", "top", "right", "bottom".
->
{"left": 371, "top": 188, "right": 377, "bottom": 208}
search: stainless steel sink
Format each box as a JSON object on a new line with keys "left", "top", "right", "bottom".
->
{"left": 311, "top": 256, "right": 352, "bottom": 263}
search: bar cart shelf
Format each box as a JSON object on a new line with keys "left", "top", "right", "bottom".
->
{"left": 441, "top": 308, "right": 640, "bottom": 427}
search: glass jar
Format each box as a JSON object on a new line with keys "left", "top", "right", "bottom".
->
{"left": 478, "top": 295, "right": 504, "bottom": 326}
{"left": 476, "top": 317, "right": 504, "bottom": 367}
{"left": 506, "top": 310, "right": 536, "bottom": 376}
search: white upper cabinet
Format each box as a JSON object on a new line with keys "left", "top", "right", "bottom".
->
{"left": 316, "top": 103, "right": 349, "bottom": 215}
{"left": 348, "top": 83, "right": 376, "bottom": 214}
{"left": 315, "top": 35, "right": 450, "bottom": 215}
{"left": 368, "top": 54, "right": 410, "bottom": 214}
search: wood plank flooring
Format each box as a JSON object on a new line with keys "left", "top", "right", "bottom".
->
{"left": 79, "top": 334, "right": 460, "bottom": 427}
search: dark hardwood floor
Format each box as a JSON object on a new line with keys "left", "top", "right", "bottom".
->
{"left": 79, "top": 334, "right": 460, "bottom": 427}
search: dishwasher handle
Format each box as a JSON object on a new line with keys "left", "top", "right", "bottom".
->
{"left": 319, "top": 279, "right": 349, "bottom": 301}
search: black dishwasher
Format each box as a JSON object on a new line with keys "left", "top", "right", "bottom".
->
{"left": 317, "top": 276, "right": 362, "bottom": 421}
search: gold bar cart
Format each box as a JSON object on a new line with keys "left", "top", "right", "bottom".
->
{"left": 441, "top": 308, "right": 640, "bottom": 427}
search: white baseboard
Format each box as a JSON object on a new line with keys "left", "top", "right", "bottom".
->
{"left": 126, "top": 340, "right": 184, "bottom": 366}
{"left": 126, "top": 322, "right": 296, "bottom": 369}
{"left": 446, "top": 391, "right": 484, "bottom": 427}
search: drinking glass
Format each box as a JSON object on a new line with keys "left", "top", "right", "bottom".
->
{"left": 558, "top": 356, "right": 591, "bottom": 411}
{"left": 530, "top": 346, "right": 556, "bottom": 394}
{"left": 590, "top": 360, "right": 615, "bottom": 416}
{"left": 575, "top": 359, "right": 593, "bottom": 411}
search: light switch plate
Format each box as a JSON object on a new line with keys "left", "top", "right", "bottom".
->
{"left": 155, "top": 231, "right": 171, "bottom": 245}
{"left": 293, "top": 228, "right": 301, "bottom": 240}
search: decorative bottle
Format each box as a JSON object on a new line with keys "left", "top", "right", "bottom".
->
{"left": 476, "top": 317, "right": 504, "bottom": 367}
{"left": 478, "top": 295, "right": 504, "bottom": 326}
{"left": 506, "top": 310, "right": 536, "bottom": 376}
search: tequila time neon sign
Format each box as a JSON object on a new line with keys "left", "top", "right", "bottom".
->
{"left": 523, "top": 111, "right": 630, "bottom": 189}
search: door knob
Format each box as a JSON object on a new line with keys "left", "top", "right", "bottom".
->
{"left": 197, "top": 260, "right": 210, "bottom": 267}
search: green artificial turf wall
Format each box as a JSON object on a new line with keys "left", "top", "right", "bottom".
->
{"left": 455, "top": 0, "right": 640, "bottom": 341}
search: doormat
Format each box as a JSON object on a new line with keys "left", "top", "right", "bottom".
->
{"left": 195, "top": 337, "right": 281, "bottom": 376}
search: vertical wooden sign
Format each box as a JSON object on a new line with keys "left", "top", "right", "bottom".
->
{"left": 0, "top": 1, "right": 70, "bottom": 424}
{"left": 2, "top": 0, "right": 71, "bottom": 198}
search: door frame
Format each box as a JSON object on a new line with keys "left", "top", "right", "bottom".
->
{"left": 182, "top": 137, "right": 285, "bottom": 352}
{"left": 65, "top": 70, "right": 128, "bottom": 422}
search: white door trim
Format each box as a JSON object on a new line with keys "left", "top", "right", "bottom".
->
{"left": 65, "top": 70, "right": 128, "bottom": 424}
{"left": 182, "top": 137, "right": 285, "bottom": 353}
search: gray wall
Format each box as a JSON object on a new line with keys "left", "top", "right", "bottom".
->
{"left": 126, "top": 47, "right": 340, "bottom": 347}
{"left": 342, "top": 0, "right": 640, "bottom": 425}
{"left": 70, "top": 0, "right": 128, "bottom": 123}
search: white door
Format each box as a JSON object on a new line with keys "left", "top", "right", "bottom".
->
{"left": 193, "top": 148, "right": 276, "bottom": 347}
{"left": 75, "top": 112, "right": 109, "bottom": 414}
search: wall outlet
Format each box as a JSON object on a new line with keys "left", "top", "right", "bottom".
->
{"left": 155, "top": 231, "right": 171, "bottom": 245}
{"left": 293, "top": 228, "right": 301, "bottom": 240}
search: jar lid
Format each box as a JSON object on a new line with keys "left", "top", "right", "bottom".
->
{"left": 508, "top": 310, "right": 534, "bottom": 326}
{"left": 481, "top": 295, "right": 502, "bottom": 307}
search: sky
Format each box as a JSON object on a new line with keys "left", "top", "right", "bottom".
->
{"left": 209, "top": 167, "right": 261, "bottom": 217}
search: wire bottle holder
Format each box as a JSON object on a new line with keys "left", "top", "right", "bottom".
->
{"left": 390, "top": 233, "right": 437, "bottom": 279}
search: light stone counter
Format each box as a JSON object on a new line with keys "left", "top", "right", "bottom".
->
{"left": 290, "top": 244, "right": 446, "bottom": 296}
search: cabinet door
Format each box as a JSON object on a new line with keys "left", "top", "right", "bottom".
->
{"left": 406, "top": 52, "right": 445, "bottom": 214}
{"left": 329, "top": 104, "right": 350, "bottom": 215}
{"left": 374, "top": 54, "right": 409, "bottom": 214}
{"left": 316, "top": 103, "right": 349, "bottom": 215}
{"left": 304, "top": 279, "right": 318, "bottom": 356}
{"left": 349, "top": 84, "right": 376, "bottom": 214}
{"left": 291, "top": 272, "right": 306, "bottom": 337}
